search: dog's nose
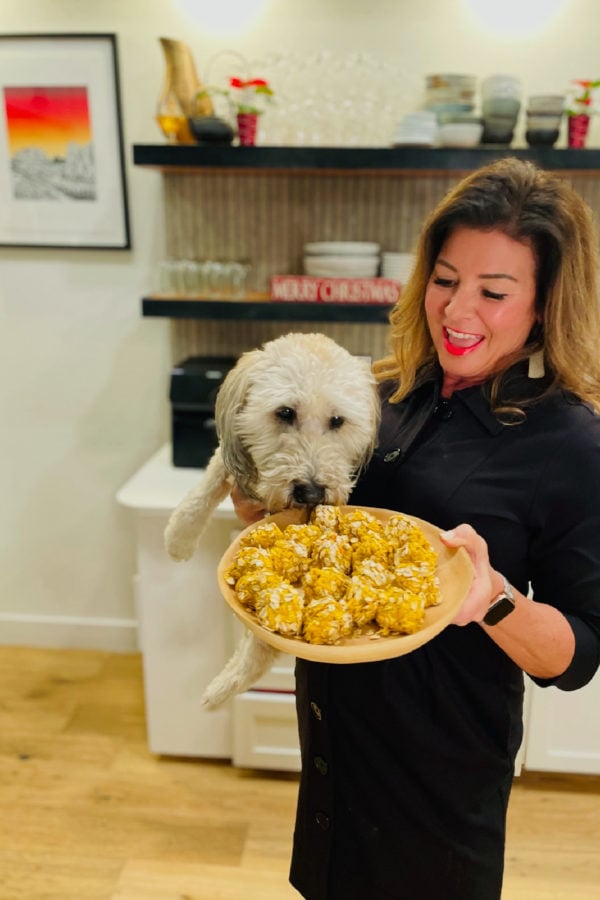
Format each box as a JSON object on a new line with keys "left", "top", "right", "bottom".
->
{"left": 292, "top": 482, "right": 326, "bottom": 505}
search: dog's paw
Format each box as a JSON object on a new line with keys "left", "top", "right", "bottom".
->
{"left": 165, "top": 543, "right": 196, "bottom": 562}
{"left": 201, "top": 678, "right": 231, "bottom": 710}
{"left": 166, "top": 546, "right": 194, "bottom": 562}
{"left": 164, "top": 524, "right": 197, "bottom": 561}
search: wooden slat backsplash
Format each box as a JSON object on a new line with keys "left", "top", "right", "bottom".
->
{"left": 164, "top": 169, "right": 600, "bottom": 363}
{"left": 171, "top": 317, "right": 391, "bottom": 362}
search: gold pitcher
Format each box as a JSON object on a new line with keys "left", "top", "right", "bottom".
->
{"left": 157, "top": 37, "right": 213, "bottom": 144}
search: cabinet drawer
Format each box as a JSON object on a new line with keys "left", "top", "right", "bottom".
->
{"left": 232, "top": 691, "right": 300, "bottom": 772}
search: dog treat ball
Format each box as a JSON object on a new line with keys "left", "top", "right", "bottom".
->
{"left": 254, "top": 582, "right": 304, "bottom": 635}
{"left": 244, "top": 521, "right": 284, "bottom": 549}
{"left": 311, "top": 530, "right": 353, "bottom": 573}
{"left": 303, "top": 597, "right": 353, "bottom": 644}
{"left": 225, "top": 545, "right": 273, "bottom": 584}
{"left": 234, "top": 569, "right": 284, "bottom": 609}
{"left": 269, "top": 537, "right": 311, "bottom": 582}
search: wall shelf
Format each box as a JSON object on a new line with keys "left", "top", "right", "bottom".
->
{"left": 135, "top": 145, "right": 600, "bottom": 330}
{"left": 133, "top": 144, "right": 600, "bottom": 173}
{"left": 142, "top": 295, "right": 393, "bottom": 322}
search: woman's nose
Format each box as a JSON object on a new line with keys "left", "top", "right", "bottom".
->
{"left": 444, "top": 285, "right": 476, "bottom": 317}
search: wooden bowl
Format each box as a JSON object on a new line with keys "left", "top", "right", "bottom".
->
{"left": 217, "top": 506, "right": 474, "bottom": 663}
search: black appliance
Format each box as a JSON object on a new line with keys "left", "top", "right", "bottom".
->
{"left": 169, "top": 355, "right": 237, "bottom": 468}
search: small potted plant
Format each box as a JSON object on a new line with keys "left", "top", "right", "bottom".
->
{"left": 567, "top": 79, "right": 600, "bottom": 148}
{"left": 195, "top": 76, "right": 274, "bottom": 146}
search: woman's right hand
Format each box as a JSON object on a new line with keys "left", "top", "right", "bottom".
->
{"left": 230, "top": 483, "right": 267, "bottom": 527}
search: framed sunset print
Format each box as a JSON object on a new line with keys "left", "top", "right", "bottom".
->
{"left": 0, "top": 34, "right": 130, "bottom": 248}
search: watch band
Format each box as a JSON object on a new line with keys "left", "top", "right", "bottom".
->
{"left": 483, "top": 573, "right": 516, "bottom": 626}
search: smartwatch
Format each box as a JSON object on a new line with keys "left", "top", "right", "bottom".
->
{"left": 483, "top": 573, "right": 516, "bottom": 626}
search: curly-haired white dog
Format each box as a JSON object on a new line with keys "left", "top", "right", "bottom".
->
{"left": 165, "top": 332, "right": 380, "bottom": 708}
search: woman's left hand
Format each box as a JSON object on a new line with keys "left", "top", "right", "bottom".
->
{"left": 440, "top": 524, "right": 504, "bottom": 626}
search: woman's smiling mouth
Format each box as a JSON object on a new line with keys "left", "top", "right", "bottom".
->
{"left": 443, "top": 326, "right": 485, "bottom": 356}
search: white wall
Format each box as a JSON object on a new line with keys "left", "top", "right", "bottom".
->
{"left": 1, "top": 0, "right": 598, "bottom": 650}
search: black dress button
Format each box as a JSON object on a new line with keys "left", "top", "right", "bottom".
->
{"left": 315, "top": 811, "right": 330, "bottom": 830}
{"left": 313, "top": 755, "right": 329, "bottom": 775}
{"left": 310, "top": 701, "right": 322, "bottom": 721}
{"left": 383, "top": 448, "right": 402, "bottom": 463}
{"left": 436, "top": 399, "right": 454, "bottom": 420}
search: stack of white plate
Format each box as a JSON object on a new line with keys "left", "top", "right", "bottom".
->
{"left": 303, "top": 241, "right": 380, "bottom": 278}
{"left": 381, "top": 252, "right": 415, "bottom": 284}
{"left": 425, "top": 73, "right": 477, "bottom": 120}
{"left": 392, "top": 111, "right": 438, "bottom": 147}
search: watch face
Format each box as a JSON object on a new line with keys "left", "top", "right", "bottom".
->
{"left": 483, "top": 593, "right": 515, "bottom": 626}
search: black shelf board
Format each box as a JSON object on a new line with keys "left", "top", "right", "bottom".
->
{"left": 142, "top": 297, "right": 393, "bottom": 323}
{"left": 133, "top": 144, "right": 600, "bottom": 172}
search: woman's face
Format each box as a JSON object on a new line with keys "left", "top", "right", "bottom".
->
{"left": 425, "top": 226, "right": 539, "bottom": 395}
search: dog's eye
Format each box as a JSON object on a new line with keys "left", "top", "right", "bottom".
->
{"left": 329, "top": 415, "right": 345, "bottom": 430}
{"left": 275, "top": 407, "right": 296, "bottom": 424}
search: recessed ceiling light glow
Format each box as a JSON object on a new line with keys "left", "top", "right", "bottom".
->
{"left": 463, "top": 0, "right": 568, "bottom": 37}
{"left": 174, "top": 0, "right": 267, "bottom": 36}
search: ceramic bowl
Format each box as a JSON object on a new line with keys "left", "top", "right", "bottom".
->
{"left": 525, "top": 128, "right": 560, "bottom": 147}
{"left": 438, "top": 122, "right": 483, "bottom": 147}
{"left": 526, "top": 113, "right": 562, "bottom": 131}
{"left": 304, "top": 241, "right": 380, "bottom": 256}
{"left": 527, "top": 94, "right": 565, "bottom": 114}
{"left": 425, "top": 73, "right": 477, "bottom": 112}
{"left": 482, "top": 97, "right": 521, "bottom": 119}
{"left": 304, "top": 255, "right": 380, "bottom": 278}
{"left": 188, "top": 116, "right": 234, "bottom": 145}
{"left": 481, "top": 114, "right": 517, "bottom": 144}
{"left": 426, "top": 73, "right": 477, "bottom": 88}
{"left": 481, "top": 127, "right": 514, "bottom": 145}
{"left": 481, "top": 74, "right": 521, "bottom": 97}
{"left": 425, "top": 101, "right": 475, "bottom": 119}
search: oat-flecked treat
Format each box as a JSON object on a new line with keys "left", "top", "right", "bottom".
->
{"left": 254, "top": 582, "right": 305, "bottom": 635}
{"left": 243, "top": 521, "right": 284, "bottom": 549}
{"left": 303, "top": 597, "right": 354, "bottom": 644}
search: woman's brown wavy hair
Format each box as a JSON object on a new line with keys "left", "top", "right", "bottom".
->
{"left": 373, "top": 157, "right": 600, "bottom": 416}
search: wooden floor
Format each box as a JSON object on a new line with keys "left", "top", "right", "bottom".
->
{"left": 0, "top": 647, "right": 599, "bottom": 900}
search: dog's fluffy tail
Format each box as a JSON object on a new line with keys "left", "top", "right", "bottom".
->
{"left": 202, "top": 631, "right": 279, "bottom": 709}
{"left": 164, "top": 448, "right": 233, "bottom": 561}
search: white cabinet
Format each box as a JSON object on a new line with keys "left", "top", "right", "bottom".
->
{"left": 524, "top": 671, "right": 600, "bottom": 775}
{"left": 117, "top": 445, "right": 299, "bottom": 767}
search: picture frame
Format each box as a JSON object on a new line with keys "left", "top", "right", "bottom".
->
{"left": 0, "top": 33, "right": 131, "bottom": 249}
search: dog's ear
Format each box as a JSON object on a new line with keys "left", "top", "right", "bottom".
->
{"left": 353, "top": 360, "right": 381, "bottom": 473}
{"left": 365, "top": 375, "right": 381, "bottom": 465}
{"left": 215, "top": 349, "right": 261, "bottom": 491}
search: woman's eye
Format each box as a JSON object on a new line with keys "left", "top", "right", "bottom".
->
{"left": 275, "top": 407, "right": 296, "bottom": 424}
{"left": 483, "top": 289, "right": 507, "bottom": 301}
{"left": 329, "top": 415, "right": 345, "bottom": 430}
{"left": 433, "top": 276, "right": 455, "bottom": 288}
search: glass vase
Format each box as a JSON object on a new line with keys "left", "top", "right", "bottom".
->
{"left": 157, "top": 38, "right": 213, "bottom": 144}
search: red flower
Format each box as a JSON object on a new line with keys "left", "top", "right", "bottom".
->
{"left": 572, "top": 78, "right": 600, "bottom": 103}
{"left": 229, "top": 77, "right": 269, "bottom": 89}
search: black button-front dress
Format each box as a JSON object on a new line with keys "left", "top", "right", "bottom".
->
{"left": 289, "top": 373, "right": 600, "bottom": 900}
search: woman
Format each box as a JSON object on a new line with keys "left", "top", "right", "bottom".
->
{"left": 236, "top": 158, "right": 600, "bottom": 899}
